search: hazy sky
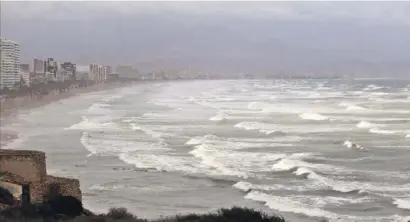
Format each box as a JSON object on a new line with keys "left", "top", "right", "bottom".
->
{"left": 2, "top": 1, "right": 410, "bottom": 76}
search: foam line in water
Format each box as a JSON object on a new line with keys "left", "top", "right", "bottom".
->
{"left": 234, "top": 121, "right": 282, "bottom": 135}
{"left": 369, "top": 128, "right": 397, "bottom": 135}
{"left": 356, "top": 121, "right": 380, "bottom": 129}
{"left": 209, "top": 111, "right": 229, "bottom": 121}
{"left": 244, "top": 191, "right": 340, "bottom": 219}
{"left": 299, "top": 113, "right": 328, "bottom": 121}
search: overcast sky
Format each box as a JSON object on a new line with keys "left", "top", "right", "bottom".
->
{"left": 1, "top": 1, "right": 410, "bottom": 76}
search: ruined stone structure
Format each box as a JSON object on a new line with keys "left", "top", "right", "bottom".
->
{"left": 0, "top": 149, "right": 82, "bottom": 204}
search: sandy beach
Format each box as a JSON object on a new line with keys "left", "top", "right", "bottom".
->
{"left": 0, "top": 82, "right": 130, "bottom": 149}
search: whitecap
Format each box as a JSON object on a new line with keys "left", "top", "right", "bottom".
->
{"left": 356, "top": 121, "right": 378, "bottom": 129}
{"left": 209, "top": 111, "right": 228, "bottom": 121}
{"left": 393, "top": 198, "right": 410, "bottom": 210}
{"left": 299, "top": 113, "right": 328, "bottom": 121}
{"left": 234, "top": 121, "right": 280, "bottom": 135}
{"left": 343, "top": 140, "right": 366, "bottom": 151}
{"left": 369, "top": 128, "right": 397, "bottom": 135}
{"left": 244, "top": 191, "right": 339, "bottom": 219}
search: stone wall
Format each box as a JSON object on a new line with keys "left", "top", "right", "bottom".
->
{"left": 29, "top": 176, "right": 82, "bottom": 203}
{"left": 0, "top": 150, "right": 46, "bottom": 182}
{"left": 0, "top": 149, "right": 82, "bottom": 204}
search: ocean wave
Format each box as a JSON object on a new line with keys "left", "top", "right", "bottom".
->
{"left": 119, "top": 152, "right": 204, "bottom": 174}
{"left": 234, "top": 121, "right": 282, "bottom": 135}
{"left": 87, "top": 103, "right": 112, "bottom": 115}
{"left": 189, "top": 144, "right": 249, "bottom": 178}
{"left": 67, "top": 116, "right": 117, "bottom": 131}
{"left": 186, "top": 135, "right": 291, "bottom": 177}
{"left": 393, "top": 198, "right": 410, "bottom": 210}
{"left": 299, "top": 113, "right": 329, "bottom": 121}
{"left": 405, "top": 134, "right": 410, "bottom": 139}
{"left": 364, "top": 84, "right": 384, "bottom": 91}
{"left": 369, "top": 128, "right": 397, "bottom": 135}
{"left": 244, "top": 191, "right": 339, "bottom": 219}
{"left": 356, "top": 121, "right": 379, "bottom": 129}
{"left": 233, "top": 181, "right": 307, "bottom": 193}
{"left": 141, "top": 113, "right": 167, "bottom": 118}
{"left": 80, "top": 132, "right": 171, "bottom": 156}
{"left": 185, "top": 134, "right": 220, "bottom": 145}
{"left": 130, "top": 123, "right": 174, "bottom": 139}
{"left": 272, "top": 154, "right": 410, "bottom": 196}
{"left": 346, "top": 105, "right": 367, "bottom": 111}
{"left": 209, "top": 111, "right": 229, "bottom": 121}
{"left": 343, "top": 140, "right": 366, "bottom": 151}
{"left": 370, "top": 92, "right": 389, "bottom": 96}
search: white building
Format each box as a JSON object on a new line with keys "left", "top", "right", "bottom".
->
{"left": 0, "top": 38, "right": 21, "bottom": 89}
{"left": 88, "top": 64, "right": 108, "bottom": 82}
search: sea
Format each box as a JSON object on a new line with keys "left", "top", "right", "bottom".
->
{"left": 2, "top": 79, "right": 410, "bottom": 222}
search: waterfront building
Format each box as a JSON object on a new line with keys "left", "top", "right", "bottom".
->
{"left": 0, "top": 38, "right": 21, "bottom": 88}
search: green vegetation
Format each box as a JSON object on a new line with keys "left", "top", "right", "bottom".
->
{"left": 1, "top": 189, "right": 286, "bottom": 222}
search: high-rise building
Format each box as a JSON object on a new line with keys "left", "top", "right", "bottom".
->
{"left": 60, "top": 62, "right": 76, "bottom": 81}
{"left": 0, "top": 38, "right": 21, "bottom": 88}
{"left": 33, "top": 59, "right": 44, "bottom": 74}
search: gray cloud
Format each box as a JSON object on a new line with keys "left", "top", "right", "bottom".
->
{"left": 1, "top": 2, "right": 410, "bottom": 77}
{"left": 2, "top": 2, "right": 410, "bottom": 24}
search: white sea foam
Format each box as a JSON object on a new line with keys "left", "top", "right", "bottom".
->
{"left": 370, "top": 92, "right": 389, "bottom": 96}
{"left": 346, "top": 105, "right": 367, "bottom": 111}
{"left": 209, "top": 111, "right": 228, "bottom": 121}
{"left": 67, "top": 116, "right": 117, "bottom": 131}
{"left": 189, "top": 144, "right": 249, "bottom": 178}
{"left": 244, "top": 191, "right": 339, "bottom": 219}
{"left": 233, "top": 181, "right": 308, "bottom": 193}
{"left": 393, "top": 198, "right": 410, "bottom": 210}
{"left": 141, "top": 113, "right": 166, "bottom": 118}
{"left": 343, "top": 140, "right": 365, "bottom": 151}
{"left": 299, "top": 113, "right": 328, "bottom": 121}
{"left": 356, "top": 121, "right": 378, "bottom": 129}
{"left": 119, "top": 152, "right": 204, "bottom": 174}
{"left": 234, "top": 121, "right": 280, "bottom": 135}
{"left": 364, "top": 84, "right": 384, "bottom": 91}
{"left": 369, "top": 128, "right": 397, "bottom": 135}
{"left": 87, "top": 103, "right": 111, "bottom": 115}
{"left": 185, "top": 134, "right": 219, "bottom": 145}
{"left": 405, "top": 134, "right": 410, "bottom": 139}
{"left": 130, "top": 123, "right": 174, "bottom": 139}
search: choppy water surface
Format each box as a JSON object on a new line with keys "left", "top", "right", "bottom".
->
{"left": 3, "top": 79, "right": 410, "bottom": 222}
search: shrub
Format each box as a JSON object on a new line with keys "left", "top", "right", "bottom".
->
{"left": 46, "top": 195, "right": 83, "bottom": 217}
{"left": 103, "top": 207, "right": 147, "bottom": 221}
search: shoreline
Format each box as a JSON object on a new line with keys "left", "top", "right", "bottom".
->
{"left": 0, "top": 81, "right": 130, "bottom": 149}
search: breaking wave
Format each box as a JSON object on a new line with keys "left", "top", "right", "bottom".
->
{"left": 356, "top": 121, "right": 378, "bottom": 129}
{"left": 299, "top": 113, "right": 329, "bottom": 121}
{"left": 209, "top": 111, "right": 229, "bottom": 121}
{"left": 234, "top": 121, "right": 283, "bottom": 135}
{"left": 369, "top": 128, "right": 397, "bottom": 135}
{"left": 343, "top": 140, "right": 366, "bottom": 151}
{"left": 393, "top": 198, "right": 410, "bottom": 210}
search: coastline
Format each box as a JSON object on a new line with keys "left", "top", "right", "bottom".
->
{"left": 0, "top": 81, "right": 130, "bottom": 149}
